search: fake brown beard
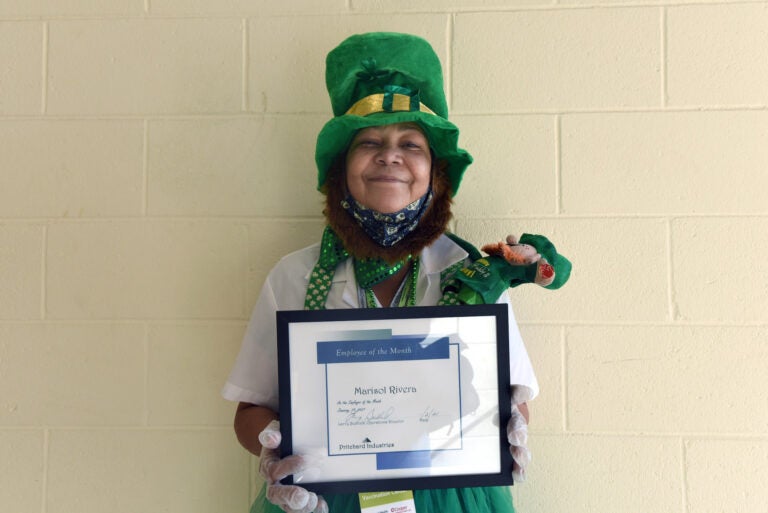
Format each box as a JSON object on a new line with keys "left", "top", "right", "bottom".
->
{"left": 322, "top": 159, "right": 454, "bottom": 265}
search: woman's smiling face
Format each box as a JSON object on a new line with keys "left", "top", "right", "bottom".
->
{"left": 345, "top": 123, "right": 432, "bottom": 214}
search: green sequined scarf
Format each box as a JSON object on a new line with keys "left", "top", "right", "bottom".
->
{"left": 304, "top": 227, "right": 471, "bottom": 310}
{"left": 305, "top": 227, "right": 418, "bottom": 310}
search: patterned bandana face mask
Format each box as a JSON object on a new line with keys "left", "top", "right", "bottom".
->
{"left": 341, "top": 189, "right": 433, "bottom": 247}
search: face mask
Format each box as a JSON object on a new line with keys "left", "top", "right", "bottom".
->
{"left": 341, "top": 189, "right": 433, "bottom": 247}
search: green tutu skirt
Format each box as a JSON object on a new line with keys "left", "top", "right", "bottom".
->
{"left": 251, "top": 484, "right": 516, "bottom": 513}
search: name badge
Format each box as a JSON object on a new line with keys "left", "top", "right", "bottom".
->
{"left": 359, "top": 490, "right": 416, "bottom": 513}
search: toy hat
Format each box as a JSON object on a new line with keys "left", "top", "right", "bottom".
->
{"left": 315, "top": 32, "right": 472, "bottom": 197}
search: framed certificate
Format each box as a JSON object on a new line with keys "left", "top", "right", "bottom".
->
{"left": 276, "top": 304, "right": 513, "bottom": 494}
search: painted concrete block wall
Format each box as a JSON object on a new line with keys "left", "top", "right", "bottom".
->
{"left": 0, "top": 2, "right": 766, "bottom": 513}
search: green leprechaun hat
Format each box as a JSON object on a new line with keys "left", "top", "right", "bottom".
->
{"left": 315, "top": 32, "right": 472, "bottom": 197}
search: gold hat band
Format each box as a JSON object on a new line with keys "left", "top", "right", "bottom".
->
{"left": 345, "top": 93, "right": 437, "bottom": 117}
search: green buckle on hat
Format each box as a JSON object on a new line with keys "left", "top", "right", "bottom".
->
{"left": 382, "top": 85, "right": 419, "bottom": 112}
{"left": 345, "top": 85, "right": 436, "bottom": 117}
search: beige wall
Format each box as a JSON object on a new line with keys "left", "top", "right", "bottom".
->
{"left": 1, "top": 1, "right": 767, "bottom": 512}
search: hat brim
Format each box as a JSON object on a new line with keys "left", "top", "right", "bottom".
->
{"left": 315, "top": 111, "right": 472, "bottom": 197}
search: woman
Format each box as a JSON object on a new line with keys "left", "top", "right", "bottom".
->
{"left": 223, "top": 32, "right": 538, "bottom": 513}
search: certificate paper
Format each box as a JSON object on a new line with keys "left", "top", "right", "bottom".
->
{"left": 276, "top": 304, "right": 512, "bottom": 494}
{"left": 323, "top": 335, "right": 462, "bottom": 457}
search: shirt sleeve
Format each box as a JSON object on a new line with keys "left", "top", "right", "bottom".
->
{"left": 220, "top": 277, "right": 281, "bottom": 411}
{"left": 496, "top": 292, "right": 539, "bottom": 403}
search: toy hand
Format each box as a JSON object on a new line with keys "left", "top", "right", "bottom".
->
{"left": 258, "top": 420, "right": 328, "bottom": 513}
{"left": 507, "top": 403, "right": 531, "bottom": 483}
{"left": 532, "top": 257, "right": 555, "bottom": 287}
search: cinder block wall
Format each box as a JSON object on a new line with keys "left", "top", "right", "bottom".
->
{"left": 1, "top": 2, "right": 766, "bottom": 513}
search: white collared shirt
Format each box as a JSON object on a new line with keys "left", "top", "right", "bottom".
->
{"left": 221, "top": 234, "right": 539, "bottom": 411}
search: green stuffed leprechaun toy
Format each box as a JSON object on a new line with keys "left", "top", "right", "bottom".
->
{"left": 442, "top": 233, "right": 572, "bottom": 305}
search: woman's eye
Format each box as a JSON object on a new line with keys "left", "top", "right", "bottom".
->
{"left": 403, "top": 141, "right": 423, "bottom": 149}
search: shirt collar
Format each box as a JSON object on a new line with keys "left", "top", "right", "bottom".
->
{"left": 419, "top": 234, "right": 469, "bottom": 276}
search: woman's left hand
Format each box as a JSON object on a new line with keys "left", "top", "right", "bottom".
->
{"left": 507, "top": 402, "right": 531, "bottom": 483}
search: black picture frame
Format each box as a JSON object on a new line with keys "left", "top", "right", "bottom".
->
{"left": 276, "top": 303, "right": 513, "bottom": 495}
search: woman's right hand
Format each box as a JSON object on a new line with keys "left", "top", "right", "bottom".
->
{"left": 258, "top": 420, "right": 329, "bottom": 513}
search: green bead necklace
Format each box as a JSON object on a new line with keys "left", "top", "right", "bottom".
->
{"left": 362, "top": 257, "right": 420, "bottom": 308}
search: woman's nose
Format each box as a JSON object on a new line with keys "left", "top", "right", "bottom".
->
{"left": 375, "top": 145, "right": 403, "bottom": 165}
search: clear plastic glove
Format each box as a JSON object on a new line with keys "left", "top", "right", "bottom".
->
{"left": 507, "top": 403, "right": 531, "bottom": 483}
{"left": 258, "top": 420, "right": 328, "bottom": 513}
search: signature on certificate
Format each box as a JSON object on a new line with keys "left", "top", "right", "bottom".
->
{"left": 341, "top": 406, "right": 396, "bottom": 425}
{"left": 419, "top": 406, "right": 440, "bottom": 423}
